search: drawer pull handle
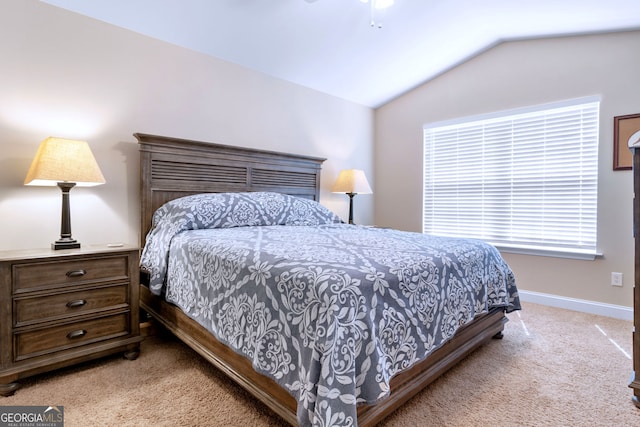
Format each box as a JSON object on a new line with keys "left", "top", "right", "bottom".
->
{"left": 66, "top": 299, "right": 87, "bottom": 308}
{"left": 66, "top": 269, "right": 87, "bottom": 278}
{"left": 66, "top": 329, "right": 87, "bottom": 339}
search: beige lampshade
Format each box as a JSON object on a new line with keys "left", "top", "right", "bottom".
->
{"left": 332, "top": 169, "right": 372, "bottom": 194}
{"left": 24, "top": 137, "right": 106, "bottom": 187}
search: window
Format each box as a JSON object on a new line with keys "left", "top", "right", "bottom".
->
{"left": 423, "top": 96, "right": 600, "bottom": 259}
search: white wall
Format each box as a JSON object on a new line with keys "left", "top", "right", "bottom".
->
{"left": 0, "top": 0, "right": 374, "bottom": 251}
{"left": 375, "top": 30, "right": 640, "bottom": 308}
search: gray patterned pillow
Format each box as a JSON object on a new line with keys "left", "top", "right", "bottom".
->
{"left": 140, "top": 192, "right": 342, "bottom": 294}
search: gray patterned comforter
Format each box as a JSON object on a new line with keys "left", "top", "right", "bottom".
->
{"left": 140, "top": 192, "right": 520, "bottom": 427}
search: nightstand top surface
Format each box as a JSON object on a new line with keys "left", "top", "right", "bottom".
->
{"left": 0, "top": 244, "right": 139, "bottom": 262}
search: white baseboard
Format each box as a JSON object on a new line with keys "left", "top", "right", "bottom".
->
{"left": 518, "top": 290, "right": 633, "bottom": 321}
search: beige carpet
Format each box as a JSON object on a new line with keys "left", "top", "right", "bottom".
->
{"left": 4, "top": 302, "right": 640, "bottom": 426}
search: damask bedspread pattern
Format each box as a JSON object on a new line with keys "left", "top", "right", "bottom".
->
{"left": 167, "top": 225, "right": 518, "bottom": 426}
{"left": 140, "top": 193, "right": 520, "bottom": 427}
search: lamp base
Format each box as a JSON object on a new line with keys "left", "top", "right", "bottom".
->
{"left": 53, "top": 182, "right": 80, "bottom": 250}
{"left": 52, "top": 239, "right": 81, "bottom": 250}
{"left": 347, "top": 192, "right": 355, "bottom": 225}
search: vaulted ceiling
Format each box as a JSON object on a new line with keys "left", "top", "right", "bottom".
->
{"left": 41, "top": 0, "right": 640, "bottom": 108}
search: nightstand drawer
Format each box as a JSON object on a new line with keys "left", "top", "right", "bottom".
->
{"left": 14, "top": 285, "right": 128, "bottom": 326}
{"left": 15, "top": 313, "right": 129, "bottom": 361}
{"left": 13, "top": 256, "right": 129, "bottom": 291}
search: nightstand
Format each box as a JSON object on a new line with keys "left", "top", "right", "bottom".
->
{"left": 0, "top": 244, "right": 142, "bottom": 396}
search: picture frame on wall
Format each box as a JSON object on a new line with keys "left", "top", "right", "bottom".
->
{"left": 614, "top": 113, "right": 640, "bottom": 170}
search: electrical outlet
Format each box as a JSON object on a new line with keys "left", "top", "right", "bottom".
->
{"left": 611, "top": 272, "right": 623, "bottom": 287}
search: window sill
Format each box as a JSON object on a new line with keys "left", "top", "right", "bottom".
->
{"left": 493, "top": 244, "right": 601, "bottom": 261}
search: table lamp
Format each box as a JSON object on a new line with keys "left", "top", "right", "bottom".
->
{"left": 332, "top": 169, "right": 372, "bottom": 224}
{"left": 24, "top": 137, "right": 106, "bottom": 250}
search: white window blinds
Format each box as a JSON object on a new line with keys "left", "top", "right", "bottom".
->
{"left": 423, "top": 97, "right": 600, "bottom": 259}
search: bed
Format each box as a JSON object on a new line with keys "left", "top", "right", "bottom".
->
{"left": 136, "top": 133, "right": 520, "bottom": 426}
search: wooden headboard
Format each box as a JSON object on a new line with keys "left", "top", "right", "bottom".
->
{"left": 137, "top": 133, "right": 326, "bottom": 246}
